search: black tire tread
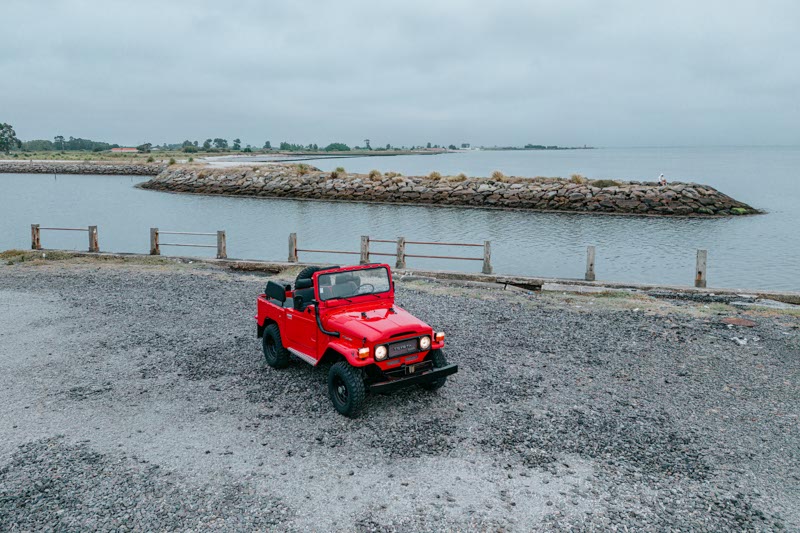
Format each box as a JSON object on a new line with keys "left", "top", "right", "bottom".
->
{"left": 295, "top": 266, "right": 325, "bottom": 284}
{"left": 421, "top": 348, "right": 448, "bottom": 391}
{"left": 262, "top": 323, "right": 290, "bottom": 369}
{"left": 328, "top": 361, "right": 366, "bottom": 418}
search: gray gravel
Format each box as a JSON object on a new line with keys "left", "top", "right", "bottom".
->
{"left": 0, "top": 257, "right": 797, "bottom": 531}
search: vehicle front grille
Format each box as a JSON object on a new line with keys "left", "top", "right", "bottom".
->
{"left": 387, "top": 337, "right": 420, "bottom": 359}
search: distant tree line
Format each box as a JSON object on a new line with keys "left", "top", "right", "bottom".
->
{"left": 1, "top": 121, "right": 475, "bottom": 155}
{"left": 18, "top": 135, "right": 120, "bottom": 152}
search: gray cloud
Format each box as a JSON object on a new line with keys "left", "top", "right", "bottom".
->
{"left": 2, "top": 0, "right": 798, "bottom": 147}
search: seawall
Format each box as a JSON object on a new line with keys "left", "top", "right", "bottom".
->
{"left": 139, "top": 165, "right": 760, "bottom": 216}
{"left": 0, "top": 161, "right": 163, "bottom": 175}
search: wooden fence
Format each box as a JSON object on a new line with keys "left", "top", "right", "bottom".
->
{"left": 289, "top": 233, "right": 493, "bottom": 274}
{"left": 31, "top": 224, "right": 98, "bottom": 253}
{"left": 28, "top": 223, "right": 710, "bottom": 288}
{"left": 150, "top": 228, "right": 227, "bottom": 259}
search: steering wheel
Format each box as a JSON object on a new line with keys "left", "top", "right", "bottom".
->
{"left": 357, "top": 283, "right": 375, "bottom": 294}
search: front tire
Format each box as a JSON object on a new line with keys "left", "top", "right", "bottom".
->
{"left": 328, "top": 362, "right": 366, "bottom": 417}
{"left": 262, "top": 323, "right": 290, "bottom": 369}
{"left": 420, "top": 349, "right": 448, "bottom": 391}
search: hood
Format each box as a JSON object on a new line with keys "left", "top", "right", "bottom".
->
{"left": 324, "top": 303, "right": 431, "bottom": 344}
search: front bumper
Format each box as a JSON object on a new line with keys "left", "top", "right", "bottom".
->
{"left": 369, "top": 364, "right": 458, "bottom": 393}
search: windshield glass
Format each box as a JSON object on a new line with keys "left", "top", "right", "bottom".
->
{"left": 317, "top": 267, "right": 391, "bottom": 301}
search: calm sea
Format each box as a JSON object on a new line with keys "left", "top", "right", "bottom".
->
{"left": 1, "top": 147, "right": 798, "bottom": 291}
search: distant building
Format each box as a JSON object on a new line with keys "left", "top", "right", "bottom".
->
{"left": 111, "top": 147, "right": 139, "bottom": 153}
{"left": 461, "top": 143, "right": 470, "bottom": 149}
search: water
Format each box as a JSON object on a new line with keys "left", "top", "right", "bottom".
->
{"left": 1, "top": 146, "right": 798, "bottom": 291}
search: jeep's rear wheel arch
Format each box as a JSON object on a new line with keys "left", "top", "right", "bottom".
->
{"left": 257, "top": 318, "right": 276, "bottom": 338}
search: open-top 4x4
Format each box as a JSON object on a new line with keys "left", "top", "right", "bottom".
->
{"left": 256, "top": 263, "right": 457, "bottom": 417}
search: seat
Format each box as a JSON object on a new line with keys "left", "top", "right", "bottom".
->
{"left": 265, "top": 281, "right": 288, "bottom": 304}
{"left": 293, "top": 278, "right": 315, "bottom": 311}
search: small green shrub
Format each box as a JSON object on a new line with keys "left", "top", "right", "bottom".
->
{"left": 147, "top": 156, "right": 155, "bottom": 163}
{"left": 592, "top": 179, "right": 620, "bottom": 188}
{"left": 188, "top": 157, "right": 194, "bottom": 162}
{"left": 168, "top": 158, "right": 176, "bottom": 166}
{"left": 570, "top": 173, "right": 587, "bottom": 184}
{"left": 296, "top": 164, "right": 310, "bottom": 175}
{"left": 428, "top": 171, "right": 442, "bottom": 179}
{"left": 335, "top": 166, "right": 346, "bottom": 173}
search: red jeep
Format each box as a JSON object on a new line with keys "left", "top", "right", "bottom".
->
{"left": 256, "top": 264, "right": 457, "bottom": 417}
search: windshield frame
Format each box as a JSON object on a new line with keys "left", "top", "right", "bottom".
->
{"left": 315, "top": 265, "right": 393, "bottom": 303}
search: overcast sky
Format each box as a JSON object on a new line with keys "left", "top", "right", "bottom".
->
{"left": 2, "top": 0, "right": 798, "bottom": 147}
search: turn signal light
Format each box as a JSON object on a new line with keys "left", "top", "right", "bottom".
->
{"left": 357, "top": 347, "right": 370, "bottom": 359}
{"left": 435, "top": 332, "right": 445, "bottom": 342}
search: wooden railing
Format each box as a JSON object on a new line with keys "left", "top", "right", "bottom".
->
{"left": 26, "top": 224, "right": 710, "bottom": 288}
{"left": 31, "top": 224, "right": 99, "bottom": 252}
{"left": 150, "top": 228, "right": 227, "bottom": 259}
{"left": 289, "top": 233, "right": 492, "bottom": 274}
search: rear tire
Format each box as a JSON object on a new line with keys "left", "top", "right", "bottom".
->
{"left": 262, "top": 323, "right": 290, "bottom": 369}
{"left": 421, "top": 349, "right": 448, "bottom": 391}
{"left": 328, "top": 362, "right": 366, "bottom": 418}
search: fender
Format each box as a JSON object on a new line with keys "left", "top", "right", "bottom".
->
{"left": 325, "top": 341, "right": 372, "bottom": 367}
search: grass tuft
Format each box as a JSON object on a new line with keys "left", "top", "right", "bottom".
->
{"left": 570, "top": 173, "right": 587, "bottom": 184}
{"left": 428, "top": 171, "right": 442, "bottom": 179}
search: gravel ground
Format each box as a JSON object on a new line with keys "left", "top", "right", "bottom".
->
{"left": 0, "top": 256, "right": 797, "bottom": 531}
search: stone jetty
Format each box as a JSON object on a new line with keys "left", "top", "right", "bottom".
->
{"left": 139, "top": 164, "right": 759, "bottom": 216}
{"left": 0, "top": 161, "right": 163, "bottom": 175}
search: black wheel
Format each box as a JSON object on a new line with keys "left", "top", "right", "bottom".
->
{"left": 327, "top": 362, "right": 366, "bottom": 417}
{"left": 295, "top": 266, "right": 326, "bottom": 284}
{"left": 421, "top": 349, "right": 449, "bottom": 391}
{"left": 262, "top": 323, "right": 290, "bottom": 369}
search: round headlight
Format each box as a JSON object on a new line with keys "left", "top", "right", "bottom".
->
{"left": 375, "top": 345, "right": 388, "bottom": 360}
{"left": 419, "top": 336, "right": 431, "bottom": 350}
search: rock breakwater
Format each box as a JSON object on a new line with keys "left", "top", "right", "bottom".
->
{"left": 0, "top": 161, "right": 163, "bottom": 176}
{"left": 139, "top": 165, "right": 759, "bottom": 216}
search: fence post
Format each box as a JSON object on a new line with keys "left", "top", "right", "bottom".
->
{"left": 88, "top": 225, "right": 99, "bottom": 253}
{"left": 482, "top": 240, "right": 493, "bottom": 274}
{"left": 360, "top": 235, "right": 370, "bottom": 264}
{"left": 150, "top": 228, "right": 160, "bottom": 255}
{"left": 216, "top": 230, "right": 227, "bottom": 259}
{"left": 31, "top": 224, "right": 41, "bottom": 250}
{"left": 695, "top": 249, "right": 707, "bottom": 288}
{"left": 395, "top": 237, "right": 406, "bottom": 269}
{"left": 585, "top": 245, "right": 596, "bottom": 281}
{"left": 288, "top": 233, "right": 298, "bottom": 262}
